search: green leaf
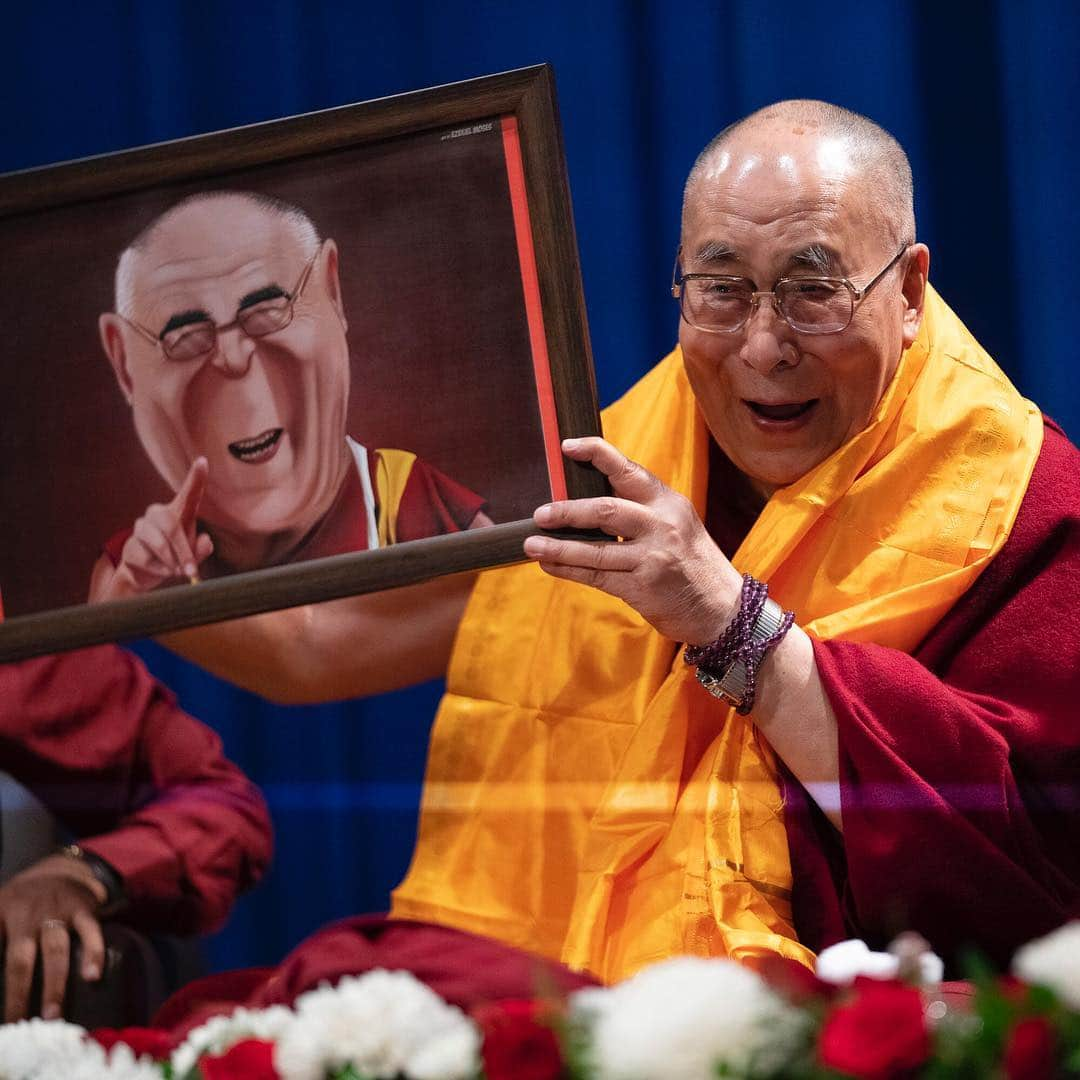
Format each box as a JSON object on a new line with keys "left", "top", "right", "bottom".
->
{"left": 325, "top": 1066, "right": 370, "bottom": 1080}
{"left": 1026, "top": 983, "right": 1059, "bottom": 1013}
{"left": 1064, "top": 1042, "right": 1080, "bottom": 1071}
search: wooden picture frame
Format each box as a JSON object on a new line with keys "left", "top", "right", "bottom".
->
{"left": 0, "top": 64, "right": 604, "bottom": 661}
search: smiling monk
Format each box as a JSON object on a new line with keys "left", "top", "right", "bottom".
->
{"left": 387, "top": 99, "right": 1080, "bottom": 980}
{"left": 89, "top": 191, "right": 490, "bottom": 602}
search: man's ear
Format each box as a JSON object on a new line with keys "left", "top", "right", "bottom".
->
{"left": 321, "top": 239, "right": 347, "bottom": 333}
{"left": 99, "top": 314, "right": 136, "bottom": 405}
{"left": 901, "top": 243, "right": 930, "bottom": 348}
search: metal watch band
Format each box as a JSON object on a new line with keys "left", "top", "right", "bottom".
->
{"left": 695, "top": 596, "right": 786, "bottom": 708}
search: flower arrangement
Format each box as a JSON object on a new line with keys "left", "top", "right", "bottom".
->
{"left": 4, "top": 922, "right": 1080, "bottom": 1079}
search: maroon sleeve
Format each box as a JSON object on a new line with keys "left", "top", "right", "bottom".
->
{"left": 786, "top": 422, "right": 1080, "bottom": 969}
{"left": 392, "top": 457, "right": 488, "bottom": 542}
{"left": 0, "top": 646, "right": 272, "bottom": 935}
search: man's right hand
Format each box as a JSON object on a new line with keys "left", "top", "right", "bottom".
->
{"left": 88, "top": 457, "right": 214, "bottom": 602}
{"left": 0, "top": 854, "right": 107, "bottom": 1022}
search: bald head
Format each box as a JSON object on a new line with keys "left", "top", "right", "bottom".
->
{"left": 685, "top": 100, "right": 915, "bottom": 248}
{"left": 114, "top": 191, "right": 321, "bottom": 319}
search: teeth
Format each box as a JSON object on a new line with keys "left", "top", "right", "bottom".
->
{"left": 231, "top": 429, "right": 281, "bottom": 453}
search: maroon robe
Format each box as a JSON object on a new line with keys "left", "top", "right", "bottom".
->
{"left": 155, "top": 916, "right": 599, "bottom": 1037}
{"left": 785, "top": 419, "right": 1080, "bottom": 971}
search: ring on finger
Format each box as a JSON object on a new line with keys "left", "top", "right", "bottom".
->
{"left": 39, "top": 918, "right": 67, "bottom": 933}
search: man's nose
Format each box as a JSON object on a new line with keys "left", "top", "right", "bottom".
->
{"left": 210, "top": 326, "right": 256, "bottom": 377}
{"left": 739, "top": 296, "right": 799, "bottom": 373}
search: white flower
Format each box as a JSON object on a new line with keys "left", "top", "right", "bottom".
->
{"left": 406, "top": 1022, "right": 482, "bottom": 1080}
{"left": 0, "top": 1020, "right": 162, "bottom": 1080}
{"left": 815, "top": 939, "right": 943, "bottom": 987}
{"left": 570, "top": 955, "right": 806, "bottom": 1080}
{"left": 274, "top": 969, "right": 480, "bottom": 1080}
{"left": 1012, "top": 920, "right": 1080, "bottom": 1010}
{"left": 816, "top": 939, "right": 900, "bottom": 984}
{"left": 62, "top": 1041, "right": 164, "bottom": 1080}
{"left": 0, "top": 1019, "right": 89, "bottom": 1078}
{"left": 170, "top": 1004, "right": 293, "bottom": 1076}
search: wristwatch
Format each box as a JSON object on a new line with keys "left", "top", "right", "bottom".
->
{"left": 57, "top": 843, "right": 127, "bottom": 916}
{"left": 694, "top": 596, "right": 786, "bottom": 709}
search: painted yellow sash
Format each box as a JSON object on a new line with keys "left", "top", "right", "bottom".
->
{"left": 374, "top": 448, "right": 417, "bottom": 547}
{"left": 392, "top": 286, "right": 1042, "bottom": 983}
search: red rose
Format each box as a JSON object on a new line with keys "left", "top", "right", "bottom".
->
{"left": 1004, "top": 1016, "right": 1057, "bottom": 1080}
{"left": 199, "top": 1038, "right": 279, "bottom": 1079}
{"left": 818, "top": 978, "right": 930, "bottom": 1079}
{"left": 90, "top": 1026, "right": 174, "bottom": 1059}
{"left": 472, "top": 998, "right": 565, "bottom": 1080}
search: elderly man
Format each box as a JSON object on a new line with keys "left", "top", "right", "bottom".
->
{"left": 390, "top": 99, "right": 1079, "bottom": 979}
{"left": 160, "top": 100, "right": 1080, "bottom": 982}
{"left": 89, "top": 191, "right": 489, "bottom": 602}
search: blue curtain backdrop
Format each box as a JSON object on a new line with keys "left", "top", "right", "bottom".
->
{"left": 3, "top": 0, "right": 1078, "bottom": 972}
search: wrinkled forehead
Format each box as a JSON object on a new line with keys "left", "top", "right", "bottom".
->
{"left": 681, "top": 130, "right": 878, "bottom": 267}
{"left": 127, "top": 199, "right": 304, "bottom": 303}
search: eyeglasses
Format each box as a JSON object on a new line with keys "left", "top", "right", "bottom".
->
{"left": 672, "top": 246, "right": 909, "bottom": 335}
{"left": 122, "top": 251, "right": 319, "bottom": 362}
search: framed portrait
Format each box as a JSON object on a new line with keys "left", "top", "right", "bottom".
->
{"left": 0, "top": 64, "right": 604, "bottom": 661}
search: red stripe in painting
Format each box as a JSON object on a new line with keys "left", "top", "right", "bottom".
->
{"left": 501, "top": 115, "right": 567, "bottom": 501}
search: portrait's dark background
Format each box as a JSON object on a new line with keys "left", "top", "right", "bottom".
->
{"left": 2, "top": 1, "right": 1077, "bottom": 973}
{"left": 0, "top": 121, "right": 546, "bottom": 616}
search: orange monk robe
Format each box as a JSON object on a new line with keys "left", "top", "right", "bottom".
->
{"left": 392, "top": 286, "right": 1043, "bottom": 983}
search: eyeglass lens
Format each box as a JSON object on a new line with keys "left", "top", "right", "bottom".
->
{"left": 681, "top": 279, "right": 853, "bottom": 334}
{"left": 161, "top": 296, "right": 295, "bottom": 361}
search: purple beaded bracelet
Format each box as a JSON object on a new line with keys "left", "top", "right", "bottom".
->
{"left": 684, "top": 572, "right": 795, "bottom": 714}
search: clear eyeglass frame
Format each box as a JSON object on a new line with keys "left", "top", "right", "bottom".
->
{"left": 121, "top": 250, "right": 319, "bottom": 362}
{"left": 671, "top": 245, "right": 910, "bottom": 335}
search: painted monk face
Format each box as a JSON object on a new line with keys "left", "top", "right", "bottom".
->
{"left": 678, "top": 124, "right": 927, "bottom": 495}
{"left": 99, "top": 195, "right": 351, "bottom": 537}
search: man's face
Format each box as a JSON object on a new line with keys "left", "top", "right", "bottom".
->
{"left": 678, "top": 126, "right": 924, "bottom": 494}
{"left": 102, "top": 197, "right": 350, "bottom": 538}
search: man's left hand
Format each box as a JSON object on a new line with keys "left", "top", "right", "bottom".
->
{"left": 524, "top": 437, "right": 742, "bottom": 644}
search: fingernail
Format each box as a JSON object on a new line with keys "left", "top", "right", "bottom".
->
{"left": 562, "top": 438, "right": 581, "bottom": 450}
{"left": 42, "top": 1003, "right": 60, "bottom": 1020}
{"left": 523, "top": 537, "right": 550, "bottom": 558}
{"left": 534, "top": 504, "right": 553, "bottom": 524}
{"left": 83, "top": 962, "right": 100, "bottom": 981}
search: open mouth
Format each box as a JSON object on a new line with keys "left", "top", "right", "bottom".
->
{"left": 228, "top": 427, "right": 283, "bottom": 464}
{"left": 746, "top": 400, "right": 817, "bottom": 422}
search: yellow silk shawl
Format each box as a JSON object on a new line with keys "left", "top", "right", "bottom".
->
{"left": 391, "top": 286, "right": 1043, "bottom": 983}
